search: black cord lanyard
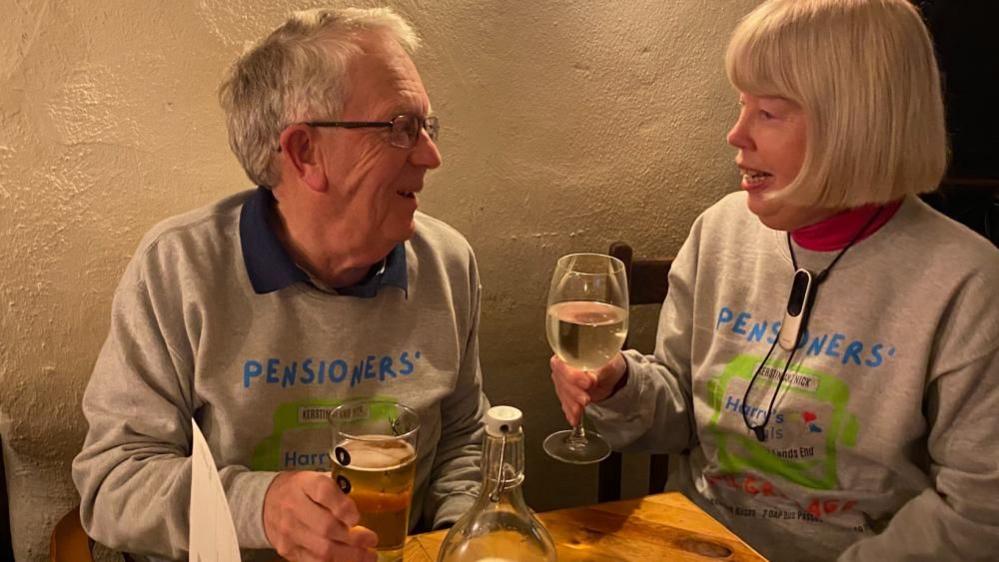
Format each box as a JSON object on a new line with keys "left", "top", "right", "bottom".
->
{"left": 741, "top": 207, "right": 886, "bottom": 442}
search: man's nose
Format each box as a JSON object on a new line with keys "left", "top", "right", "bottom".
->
{"left": 410, "top": 130, "right": 442, "bottom": 169}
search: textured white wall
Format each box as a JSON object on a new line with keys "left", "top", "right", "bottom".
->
{"left": 0, "top": 1, "right": 754, "bottom": 559}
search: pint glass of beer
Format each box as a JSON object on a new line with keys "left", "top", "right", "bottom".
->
{"left": 329, "top": 399, "right": 420, "bottom": 562}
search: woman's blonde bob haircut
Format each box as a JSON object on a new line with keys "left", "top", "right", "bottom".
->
{"left": 725, "top": 0, "right": 947, "bottom": 208}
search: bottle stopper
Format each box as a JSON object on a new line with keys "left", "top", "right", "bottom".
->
{"left": 485, "top": 405, "right": 523, "bottom": 436}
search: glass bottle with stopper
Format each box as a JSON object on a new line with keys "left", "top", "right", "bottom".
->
{"left": 436, "top": 405, "right": 557, "bottom": 562}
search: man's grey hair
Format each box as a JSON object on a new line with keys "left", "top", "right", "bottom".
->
{"left": 219, "top": 7, "right": 420, "bottom": 187}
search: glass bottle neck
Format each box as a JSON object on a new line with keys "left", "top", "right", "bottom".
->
{"left": 481, "top": 430, "right": 526, "bottom": 503}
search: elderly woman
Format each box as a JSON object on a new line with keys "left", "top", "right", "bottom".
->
{"left": 550, "top": 0, "right": 999, "bottom": 560}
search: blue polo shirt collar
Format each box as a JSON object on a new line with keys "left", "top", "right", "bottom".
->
{"left": 239, "top": 187, "right": 407, "bottom": 297}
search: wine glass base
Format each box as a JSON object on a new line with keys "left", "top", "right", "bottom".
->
{"left": 543, "top": 430, "right": 612, "bottom": 465}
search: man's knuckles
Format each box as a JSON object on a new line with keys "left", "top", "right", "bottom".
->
{"left": 326, "top": 499, "right": 360, "bottom": 527}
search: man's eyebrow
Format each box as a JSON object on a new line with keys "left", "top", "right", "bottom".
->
{"left": 385, "top": 107, "right": 426, "bottom": 118}
{"left": 389, "top": 98, "right": 431, "bottom": 116}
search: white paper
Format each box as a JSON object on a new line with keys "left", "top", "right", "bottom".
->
{"left": 190, "top": 418, "right": 242, "bottom": 562}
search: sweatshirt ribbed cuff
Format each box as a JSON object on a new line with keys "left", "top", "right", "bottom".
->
{"left": 592, "top": 352, "right": 643, "bottom": 412}
{"left": 226, "top": 470, "right": 280, "bottom": 549}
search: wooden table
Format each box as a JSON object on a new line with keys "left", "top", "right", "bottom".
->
{"left": 403, "top": 492, "right": 767, "bottom": 561}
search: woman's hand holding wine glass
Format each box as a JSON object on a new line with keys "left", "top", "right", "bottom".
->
{"left": 549, "top": 352, "right": 627, "bottom": 427}
{"left": 543, "top": 253, "right": 629, "bottom": 464}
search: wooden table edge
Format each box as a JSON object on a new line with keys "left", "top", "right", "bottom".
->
{"left": 405, "top": 492, "right": 767, "bottom": 561}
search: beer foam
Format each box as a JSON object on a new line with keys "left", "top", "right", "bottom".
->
{"left": 337, "top": 436, "right": 416, "bottom": 471}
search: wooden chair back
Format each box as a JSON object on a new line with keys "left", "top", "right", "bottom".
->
{"left": 597, "top": 242, "right": 673, "bottom": 503}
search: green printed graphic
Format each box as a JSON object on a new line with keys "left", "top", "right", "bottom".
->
{"left": 250, "top": 394, "right": 397, "bottom": 470}
{"left": 707, "top": 354, "right": 859, "bottom": 490}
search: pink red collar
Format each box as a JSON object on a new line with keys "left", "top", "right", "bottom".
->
{"left": 791, "top": 199, "right": 903, "bottom": 251}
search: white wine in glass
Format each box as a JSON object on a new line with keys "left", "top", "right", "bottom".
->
{"left": 544, "top": 253, "right": 629, "bottom": 464}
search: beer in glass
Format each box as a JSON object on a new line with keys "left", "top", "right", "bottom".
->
{"left": 330, "top": 399, "right": 420, "bottom": 561}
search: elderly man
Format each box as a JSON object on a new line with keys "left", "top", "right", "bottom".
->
{"left": 72, "top": 8, "right": 487, "bottom": 562}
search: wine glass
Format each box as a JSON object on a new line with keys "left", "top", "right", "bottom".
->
{"left": 544, "top": 253, "right": 629, "bottom": 464}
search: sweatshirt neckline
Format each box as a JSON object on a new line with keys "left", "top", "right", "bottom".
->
{"left": 790, "top": 199, "right": 903, "bottom": 252}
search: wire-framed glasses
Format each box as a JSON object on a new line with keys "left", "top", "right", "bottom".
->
{"left": 304, "top": 114, "right": 439, "bottom": 149}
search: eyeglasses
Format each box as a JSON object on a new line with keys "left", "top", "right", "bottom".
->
{"left": 304, "top": 114, "right": 439, "bottom": 149}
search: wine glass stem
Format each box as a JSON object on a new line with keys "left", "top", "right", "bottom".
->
{"left": 569, "top": 419, "right": 588, "bottom": 445}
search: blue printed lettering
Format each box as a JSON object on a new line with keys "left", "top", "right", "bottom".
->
{"left": 301, "top": 358, "right": 316, "bottom": 384}
{"left": 243, "top": 360, "right": 262, "bottom": 388}
{"left": 399, "top": 352, "right": 415, "bottom": 375}
{"left": 725, "top": 395, "right": 742, "bottom": 412}
{"left": 379, "top": 356, "right": 397, "bottom": 380}
{"left": 238, "top": 345, "right": 506, "bottom": 391}
{"left": 329, "top": 360, "right": 348, "bottom": 383}
{"left": 825, "top": 333, "right": 845, "bottom": 358}
{"left": 797, "top": 329, "right": 810, "bottom": 350}
{"left": 717, "top": 307, "right": 734, "bottom": 330}
{"left": 282, "top": 362, "right": 297, "bottom": 388}
{"left": 842, "top": 341, "right": 864, "bottom": 366}
{"left": 807, "top": 334, "right": 828, "bottom": 357}
{"left": 266, "top": 358, "right": 280, "bottom": 384}
{"left": 733, "top": 312, "right": 751, "bottom": 336}
{"left": 285, "top": 452, "right": 329, "bottom": 467}
{"left": 866, "top": 344, "right": 884, "bottom": 368}
{"left": 743, "top": 404, "right": 763, "bottom": 420}
{"left": 725, "top": 395, "right": 767, "bottom": 421}
{"left": 748, "top": 321, "right": 768, "bottom": 343}
{"left": 768, "top": 322, "right": 781, "bottom": 344}
{"left": 704, "top": 305, "right": 896, "bottom": 370}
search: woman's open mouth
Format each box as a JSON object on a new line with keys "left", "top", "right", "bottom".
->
{"left": 739, "top": 167, "right": 773, "bottom": 190}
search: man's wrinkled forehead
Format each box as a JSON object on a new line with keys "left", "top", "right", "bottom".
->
{"left": 341, "top": 35, "right": 429, "bottom": 118}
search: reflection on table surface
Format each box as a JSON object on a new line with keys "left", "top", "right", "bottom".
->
{"left": 404, "top": 491, "right": 767, "bottom": 561}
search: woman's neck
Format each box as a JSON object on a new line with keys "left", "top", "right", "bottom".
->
{"left": 791, "top": 199, "right": 903, "bottom": 251}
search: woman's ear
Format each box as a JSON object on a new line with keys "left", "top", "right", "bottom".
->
{"left": 278, "top": 125, "right": 328, "bottom": 193}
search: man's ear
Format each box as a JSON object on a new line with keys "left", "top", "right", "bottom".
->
{"left": 278, "top": 125, "right": 328, "bottom": 193}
